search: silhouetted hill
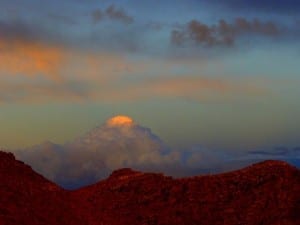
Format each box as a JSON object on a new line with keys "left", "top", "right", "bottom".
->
{"left": 73, "top": 161, "right": 300, "bottom": 225}
{"left": 0, "top": 151, "right": 299, "bottom": 225}
{"left": 0, "top": 151, "right": 87, "bottom": 225}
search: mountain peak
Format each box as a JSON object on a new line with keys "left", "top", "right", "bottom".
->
{"left": 243, "top": 159, "right": 298, "bottom": 172}
{"left": 0, "top": 150, "right": 15, "bottom": 161}
{"left": 109, "top": 168, "right": 143, "bottom": 180}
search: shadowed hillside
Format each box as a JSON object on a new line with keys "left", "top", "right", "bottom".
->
{"left": 0, "top": 151, "right": 87, "bottom": 225}
{"left": 0, "top": 151, "right": 299, "bottom": 225}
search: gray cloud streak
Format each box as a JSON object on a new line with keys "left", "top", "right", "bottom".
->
{"left": 91, "top": 9, "right": 104, "bottom": 23}
{"left": 0, "top": 78, "right": 90, "bottom": 103}
{"left": 91, "top": 4, "right": 134, "bottom": 24}
{"left": 0, "top": 20, "right": 38, "bottom": 42}
{"left": 207, "top": 0, "right": 300, "bottom": 14}
{"left": 171, "top": 18, "right": 281, "bottom": 47}
{"left": 105, "top": 5, "right": 134, "bottom": 24}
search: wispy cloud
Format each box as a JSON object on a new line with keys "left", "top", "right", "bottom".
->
{"left": 208, "top": 0, "right": 300, "bottom": 14}
{"left": 0, "top": 69, "right": 267, "bottom": 104}
{"left": 171, "top": 18, "right": 281, "bottom": 47}
{"left": 91, "top": 4, "right": 134, "bottom": 24}
{"left": 0, "top": 78, "right": 90, "bottom": 103}
{"left": 91, "top": 9, "right": 104, "bottom": 23}
{"left": 105, "top": 4, "right": 134, "bottom": 24}
{"left": 0, "top": 39, "right": 66, "bottom": 81}
{"left": 94, "top": 76, "right": 267, "bottom": 103}
{"left": 248, "top": 147, "right": 290, "bottom": 156}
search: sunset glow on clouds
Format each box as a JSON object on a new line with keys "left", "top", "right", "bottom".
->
{"left": 0, "top": 0, "right": 299, "bottom": 183}
{"left": 0, "top": 40, "right": 65, "bottom": 80}
{"left": 0, "top": 37, "right": 266, "bottom": 104}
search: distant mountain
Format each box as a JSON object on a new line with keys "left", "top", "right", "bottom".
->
{"left": 1, "top": 151, "right": 299, "bottom": 225}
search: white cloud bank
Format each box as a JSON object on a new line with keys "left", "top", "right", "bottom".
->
{"left": 13, "top": 115, "right": 299, "bottom": 189}
{"left": 14, "top": 116, "right": 194, "bottom": 188}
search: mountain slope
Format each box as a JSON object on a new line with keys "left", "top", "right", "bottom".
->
{"left": 0, "top": 151, "right": 87, "bottom": 225}
{"left": 0, "top": 151, "right": 299, "bottom": 225}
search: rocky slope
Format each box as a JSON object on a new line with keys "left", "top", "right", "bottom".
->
{"left": 0, "top": 151, "right": 87, "bottom": 225}
{"left": 0, "top": 151, "right": 299, "bottom": 225}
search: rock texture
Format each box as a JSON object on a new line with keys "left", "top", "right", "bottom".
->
{"left": 0, "top": 151, "right": 299, "bottom": 225}
{"left": 0, "top": 151, "right": 88, "bottom": 225}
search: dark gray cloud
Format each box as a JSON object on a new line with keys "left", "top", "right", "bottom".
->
{"left": 91, "top": 9, "right": 103, "bottom": 23}
{"left": 0, "top": 6, "right": 134, "bottom": 55}
{"left": 105, "top": 4, "right": 134, "bottom": 24}
{"left": 0, "top": 20, "right": 37, "bottom": 42}
{"left": 208, "top": 0, "right": 300, "bottom": 14}
{"left": 248, "top": 147, "right": 290, "bottom": 156}
{"left": 0, "top": 18, "right": 66, "bottom": 45}
{"left": 91, "top": 5, "right": 134, "bottom": 24}
{"left": 294, "top": 147, "right": 300, "bottom": 152}
{"left": 245, "top": 146, "right": 300, "bottom": 169}
{"left": 171, "top": 18, "right": 281, "bottom": 47}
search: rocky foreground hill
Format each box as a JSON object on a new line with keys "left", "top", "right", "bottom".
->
{"left": 0, "top": 151, "right": 299, "bottom": 225}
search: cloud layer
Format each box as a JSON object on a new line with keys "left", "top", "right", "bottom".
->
{"left": 0, "top": 32, "right": 265, "bottom": 104}
{"left": 15, "top": 116, "right": 183, "bottom": 188}
{"left": 12, "top": 115, "right": 300, "bottom": 189}
{"left": 0, "top": 40, "right": 66, "bottom": 81}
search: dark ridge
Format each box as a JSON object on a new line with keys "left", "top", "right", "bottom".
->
{"left": 0, "top": 150, "right": 15, "bottom": 160}
{"left": 1, "top": 151, "right": 299, "bottom": 225}
{"left": 0, "top": 151, "right": 87, "bottom": 225}
{"left": 109, "top": 168, "right": 142, "bottom": 178}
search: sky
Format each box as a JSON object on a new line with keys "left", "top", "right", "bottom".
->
{"left": 0, "top": 0, "right": 300, "bottom": 187}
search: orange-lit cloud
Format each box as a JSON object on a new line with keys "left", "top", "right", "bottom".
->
{"left": 92, "top": 76, "right": 267, "bottom": 103}
{"left": 0, "top": 39, "right": 66, "bottom": 80}
{"left": 0, "top": 36, "right": 142, "bottom": 83}
{"left": 147, "top": 77, "right": 265, "bottom": 100}
{"left": 107, "top": 115, "right": 135, "bottom": 127}
{"left": 0, "top": 36, "right": 267, "bottom": 104}
{"left": 0, "top": 74, "right": 267, "bottom": 104}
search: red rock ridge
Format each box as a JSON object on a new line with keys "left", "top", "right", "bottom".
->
{"left": 0, "top": 151, "right": 299, "bottom": 225}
